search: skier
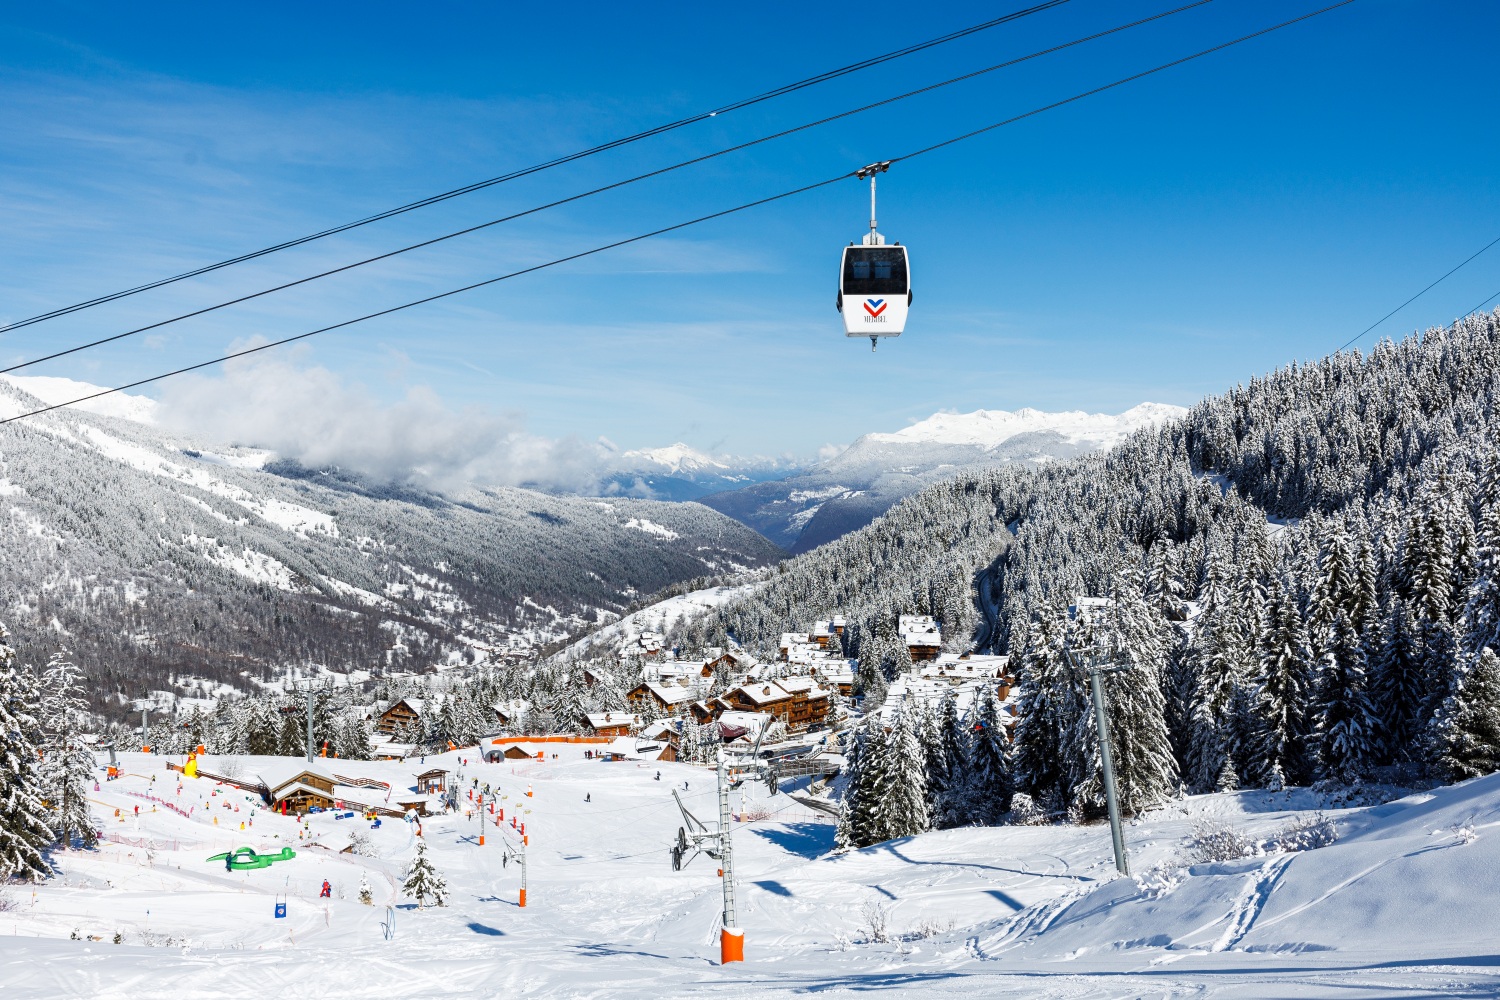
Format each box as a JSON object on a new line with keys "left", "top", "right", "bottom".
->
{"left": 654, "top": 771, "right": 660, "bottom": 781}
{"left": 585, "top": 793, "right": 591, "bottom": 802}
{"left": 320, "top": 880, "right": 332, "bottom": 898}
{"left": 225, "top": 853, "right": 233, "bottom": 873}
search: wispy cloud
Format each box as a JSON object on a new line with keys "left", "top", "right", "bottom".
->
{"left": 157, "top": 348, "right": 609, "bottom": 493}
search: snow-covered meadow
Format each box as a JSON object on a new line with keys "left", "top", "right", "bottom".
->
{"left": 4, "top": 749, "right": 1498, "bottom": 998}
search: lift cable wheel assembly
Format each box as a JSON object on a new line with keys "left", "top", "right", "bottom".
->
{"left": 838, "top": 161, "right": 911, "bottom": 351}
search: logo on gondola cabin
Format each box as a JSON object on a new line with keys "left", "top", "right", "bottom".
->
{"left": 863, "top": 298, "right": 887, "bottom": 321}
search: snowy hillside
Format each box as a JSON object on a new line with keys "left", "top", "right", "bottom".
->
{"left": 700, "top": 402, "right": 1184, "bottom": 551}
{"left": 0, "top": 379, "right": 780, "bottom": 714}
{"left": 0, "top": 374, "right": 160, "bottom": 424}
{"left": 6, "top": 749, "right": 1498, "bottom": 998}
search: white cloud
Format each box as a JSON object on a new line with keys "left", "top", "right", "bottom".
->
{"left": 157, "top": 351, "right": 607, "bottom": 493}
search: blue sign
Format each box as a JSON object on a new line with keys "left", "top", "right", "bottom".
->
{"left": 274, "top": 902, "right": 287, "bottom": 919}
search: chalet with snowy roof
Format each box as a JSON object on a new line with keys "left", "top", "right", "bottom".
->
{"left": 377, "top": 697, "right": 432, "bottom": 736}
{"left": 626, "top": 681, "right": 696, "bottom": 715}
{"left": 722, "top": 678, "right": 831, "bottom": 733}
{"left": 264, "top": 765, "right": 338, "bottom": 814}
{"left": 582, "top": 712, "right": 640, "bottom": 737}
{"left": 899, "top": 615, "right": 943, "bottom": 661}
{"left": 920, "top": 654, "right": 1012, "bottom": 698}
{"left": 812, "top": 660, "right": 856, "bottom": 696}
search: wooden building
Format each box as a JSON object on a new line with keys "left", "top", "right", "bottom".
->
{"left": 722, "top": 678, "right": 831, "bottom": 733}
{"left": 625, "top": 681, "right": 696, "bottom": 716}
{"left": 268, "top": 769, "right": 337, "bottom": 814}
{"left": 582, "top": 712, "right": 639, "bottom": 738}
{"left": 377, "top": 698, "right": 428, "bottom": 736}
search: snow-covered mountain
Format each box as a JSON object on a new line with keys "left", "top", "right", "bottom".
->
{"left": 1, "top": 373, "right": 161, "bottom": 424}
{"left": 0, "top": 378, "right": 781, "bottom": 714}
{"left": 596, "top": 442, "right": 797, "bottom": 501}
{"left": 700, "top": 402, "right": 1186, "bottom": 551}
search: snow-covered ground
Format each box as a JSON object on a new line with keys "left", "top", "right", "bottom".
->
{"left": 5, "top": 751, "right": 1499, "bottom": 998}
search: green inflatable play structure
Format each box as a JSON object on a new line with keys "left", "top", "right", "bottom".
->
{"left": 207, "top": 846, "right": 296, "bottom": 870}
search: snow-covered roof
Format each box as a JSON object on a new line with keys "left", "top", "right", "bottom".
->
{"left": 776, "top": 675, "right": 830, "bottom": 698}
{"left": 585, "top": 712, "right": 641, "bottom": 730}
{"left": 898, "top": 614, "right": 939, "bottom": 634}
{"left": 733, "top": 682, "right": 792, "bottom": 706}
{"left": 634, "top": 681, "right": 695, "bottom": 706}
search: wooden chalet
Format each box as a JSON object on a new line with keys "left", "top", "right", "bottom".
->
{"left": 267, "top": 768, "right": 337, "bottom": 814}
{"left": 626, "top": 681, "right": 695, "bottom": 715}
{"left": 582, "top": 712, "right": 639, "bottom": 738}
{"left": 415, "top": 768, "right": 449, "bottom": 795}
{"left": 377, "top": 698, "right": 428, "bottom": 736}
{"left": 722, "top": 678, "right": 831, "bottom": 733}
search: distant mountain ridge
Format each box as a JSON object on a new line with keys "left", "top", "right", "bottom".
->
{"left": 0, "top": 378, "right": 780, "bottom": 715}
{"left": 698, "top": 403, "right": 1186, "bottom": 552}
{"left": 594, "top": 442, "right": 797, "bottom": 501}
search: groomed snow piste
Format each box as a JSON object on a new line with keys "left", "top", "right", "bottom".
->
{"left": 3, "top": 751, "right": 1498, "bottom": 998}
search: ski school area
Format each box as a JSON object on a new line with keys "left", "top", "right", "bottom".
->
{"left": 4, "top": 744, "right": 1500, "bottom": 998}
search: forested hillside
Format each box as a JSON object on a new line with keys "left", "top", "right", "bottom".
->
{"left": 682, "top": 310, "right": 1500, "bottom": 828}
{"left": 0, "top": 381, "right": 781, "bottom": 717}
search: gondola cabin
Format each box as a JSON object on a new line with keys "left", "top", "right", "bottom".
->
{"left": 839, "top": 242, "right": 910, "bottom": 347}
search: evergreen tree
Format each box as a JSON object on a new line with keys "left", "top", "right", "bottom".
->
{"left": 1010, "top": 606, "right": 1079, "bottom": 806}
{"left": 872, "top": 708, "right": 929, "bottom": 843}
{"left": 1186, "top": 609, "right": 1244, "bottom": 793}
{"left": 965, "top": 687, "right": 1011, "bottom": 825}
{"left": 834, "top": 718, "right": 877, "bottom": 851}
{"left": 1432, "top": 647, "right": 1500, "bottom": 780}
{"left": 1368, "top": 600, "right": 1424, "bottom": 764}
{"left": 1460, "top": 450, "right": 1500, "bottom": 659}
{"left": 39, "top": 653, "right": 97, "bottom": 850}
{"left": 1099, "top": 583, "right": 1179, "bottom": 813}
{"left": 1316, "top": 611, "right": 1377, "bottom": 780}
{"left": 930, "top": 691, "right": 970, "bottom": 829}
{"left": 1249, "top": 582, "right": 1315, "bottom": 786}
{"left": 402, "top": 840, "right": 448, "bottom": 907}
{"left": 0, "top": 625, "right": 54, "bottom": 881}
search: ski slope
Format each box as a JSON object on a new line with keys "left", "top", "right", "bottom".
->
{"left": 3, "top": 751, "right": 1498, "bottom": 998}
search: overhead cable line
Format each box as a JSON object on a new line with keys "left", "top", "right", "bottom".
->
{"left": 1334, "top": 231, "right": 1500, "bottom": 353}
{"left": 0, "top": 0, "right": 1357, "bottom": 427}
{"left": 0, "top": 0, "right": 1216, "bottom": 377}
{"left": 0, "top": 1, "right": 1071, "bottom": 338}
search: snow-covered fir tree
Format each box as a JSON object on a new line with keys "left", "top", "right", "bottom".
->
{"left": 1432, "top": 647, "right": 1500, "bottom": 780}
{"left": 402, "top": 839, "right": 448, "bottom": 908}
{"left": 1316, "top": 611, "right": 1378, "bottom": 780}
{"left": 39, "top": 653, "right": 98, "bottom": 850}
{"left": 0, "top": 624, "right": 54, "bottom": 881}
{"left": 964, "top": 687, "right": 1011, "bottom": 825}
{"left": 928, "top": 691, "right": 970, "bottom": 829}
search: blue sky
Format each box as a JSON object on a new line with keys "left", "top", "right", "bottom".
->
{"left": 2, "top": 0, "right": 1498, "bottom": 466}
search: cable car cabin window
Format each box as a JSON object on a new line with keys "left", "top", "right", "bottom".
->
{"left": 842, "top": 248, "right": 908, "bottom": 296}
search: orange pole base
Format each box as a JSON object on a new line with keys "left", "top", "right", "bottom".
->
{"left": 721, "top": 928, "right": 744, "bottom": 964}
{"left": 518, "top": 888, "right": 527, "bottom": 908}
{"left": 478, "top": 834, "right": 484, "bottom": 846}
